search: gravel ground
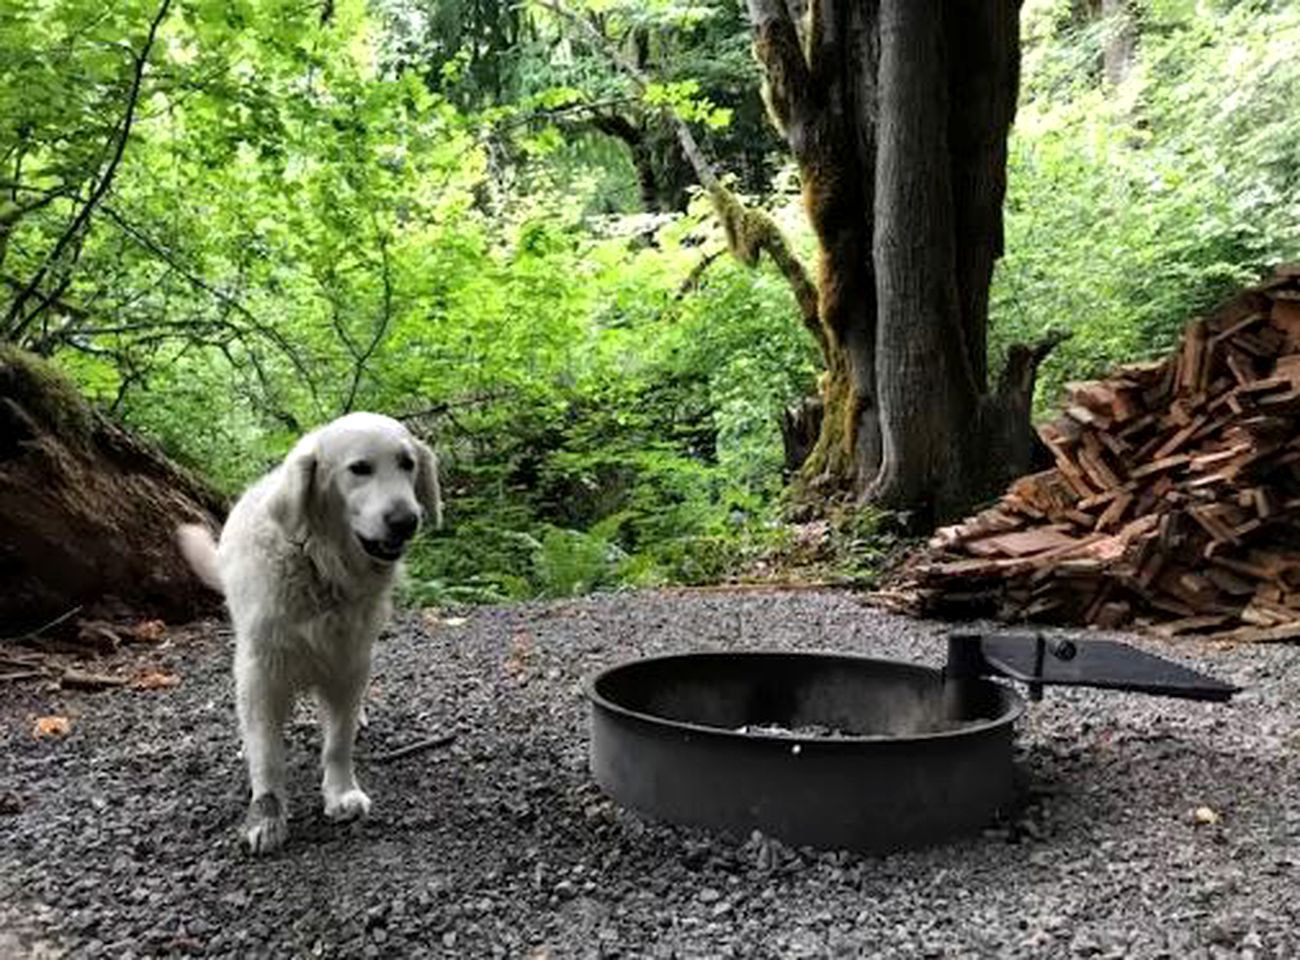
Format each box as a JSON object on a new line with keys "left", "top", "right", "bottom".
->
{"left": 2, "top": 588, "right": 1299, "bottom": 959}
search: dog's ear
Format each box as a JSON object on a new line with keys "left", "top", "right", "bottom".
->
{"left": 268, "top": 434, "right": 318, "bottom": 535}
{"left": 413, "top": 439, "right": 443, "bottom": 530}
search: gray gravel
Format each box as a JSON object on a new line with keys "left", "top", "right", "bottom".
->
{"left": 2, "top": 588, "right": 1299, "bottom": 959}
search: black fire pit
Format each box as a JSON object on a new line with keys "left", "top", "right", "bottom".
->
{"left": 586, "top": 633, "right": 1237, "bottom": 853}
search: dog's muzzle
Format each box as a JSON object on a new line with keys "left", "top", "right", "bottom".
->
{"left": 358, "top": 508, "right": 420, "bottom": 562}
{"left": 358, "top": 534, "right": 408, "bottom": 563}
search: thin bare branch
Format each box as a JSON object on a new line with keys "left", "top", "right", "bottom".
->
{"left": 489, "top": 96, "right": 641, "bottom": 137}
{"left": 1, "top": 274, "right": 89, "bottom": 321}
{"left": 96, "top": 206, "right": 323, "bottom": 411}
{"left": 339, "top": 222, "right": 396, "bottom": 415}
{"left": 396, "top": 392, "right": 515, "bottom": 423}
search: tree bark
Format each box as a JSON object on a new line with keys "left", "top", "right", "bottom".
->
{"left": 589, "top": 113, "right": 662, "bottom": 212}
{"left": 749, "top": 0, "right": 1058, "bottom": 526}
{"left": 2, "top": 0, "right": 173, "bottom": 344}
{"left": 1070, "top": 0, "right": 1136, "bottom": 87}
{"left": 945, "top": 0, "right": 1021, "bottom": 391}
{"left": 541, "top": 0, "right": 824, "bottom": 347}
{"left": 870, "top": 0, "right": 975, "bottom": 526}
{"left": 1101, "top": 0, "right": 1136, "bottom": 87}
{"left": 749, "top": 0, "right": 880, "bottom": 489}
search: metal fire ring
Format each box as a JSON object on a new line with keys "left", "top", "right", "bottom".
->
{"left": 587, "top": 650, "right": 1024, "bottom": 854}
{"left": 585, "top": 634, "right": 1238, "bottom": 853}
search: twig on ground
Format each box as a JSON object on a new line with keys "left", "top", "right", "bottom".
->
{"left": 363, "top": 733, "right": 458, "bottom": 764}
{"left": 0, "top": 671, "right": 49, "bottom": 684}
{"left": 2, "top": 606, "right": 83, "bottom": 645}
{"left": 0, "top": 653, "right": 47, "bottom": 670}
{"left": 60, "top": 669, "right": 129, "bottom": 691}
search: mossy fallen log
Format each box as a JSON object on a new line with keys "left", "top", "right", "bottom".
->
{"left": 1, "top": 345, "right": 224, "bottom": 633}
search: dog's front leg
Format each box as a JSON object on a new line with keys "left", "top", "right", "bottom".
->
{"left": 236, "top": 653, "right": 292, "bottom": 855}
{"left": 318, "top": 677, "right": 371, "bottom": 822}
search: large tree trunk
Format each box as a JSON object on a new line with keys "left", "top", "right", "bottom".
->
{"left": 750, "top": 0, "right": 881, "bottom": 489}
{"left": 1, "top": 346, "right": 224, "bottom": 632}
{"left": 590, "top": 114, "right": 663, "bottom": 212}
{"left": 1100, "top": 0, "right": 1136, "bottom": 87}
{"left": 946, "top": 0, "right": 1020, "bottom": 389}
{"left": 750, "top": 0, "right": 1054, "bottom": 526}
{"left": 871, "top": 0, "right": 977, "bottom": 526}
{"left": 1069, "top": 0, "right": 1136, "bottom": 87}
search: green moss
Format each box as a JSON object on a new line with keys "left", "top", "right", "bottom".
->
{"left": 709, "top": 184, "right": 763, "bottom": 267}
{"left": 0, "top": 344, "right": 94, "bottom": 446}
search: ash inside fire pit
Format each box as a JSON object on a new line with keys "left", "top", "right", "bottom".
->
{"left": 598, "top": 651, "right": 1001, "bottom": 739}
{"left": 587, "top": 651, "right": 1024, "bottom": 852}
{"left": 734, "top": 716, "right": 978, "bottom": 738}
{"left": 734, "top": 723, "right": 855, "bottom": 738}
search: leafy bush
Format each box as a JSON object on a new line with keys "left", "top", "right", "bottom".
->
{"left": 389, "top": 210, "right": 818, "bottom": 601}
{"left": 6, "top": 0, "right": 1296, "bottom": 606}
{"left": 993, "top": 0, "right": 1300, "bottom": 413}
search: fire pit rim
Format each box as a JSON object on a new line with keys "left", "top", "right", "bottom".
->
{"left": 585, "top": 648, "right": 1026, "bottom": 745}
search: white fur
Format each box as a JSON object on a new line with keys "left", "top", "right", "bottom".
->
{"left": 178, "top": 412, "right": 442, "bottom": 855}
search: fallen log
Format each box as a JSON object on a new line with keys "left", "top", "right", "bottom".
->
{"left": 1, "top": 346, "right": 224, "bottom": 634}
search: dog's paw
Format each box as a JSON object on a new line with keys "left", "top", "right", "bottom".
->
{"left": 243, "top": 794, "right": 287, "bottom": 855}
{"left": 323, "top": 787, "right": 371, "bottom": 822}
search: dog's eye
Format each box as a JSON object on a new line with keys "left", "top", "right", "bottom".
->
{"left": 348, "top": 461, "right": 374, "bottom": 477}
{"left": 397, "top": 454, "right": 415, "bottom": 472}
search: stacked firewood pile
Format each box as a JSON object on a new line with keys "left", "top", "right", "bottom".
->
{"left": 880, "top": 265, "right": 1300, "bottom": 641}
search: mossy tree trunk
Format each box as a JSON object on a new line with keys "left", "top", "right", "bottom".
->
{"left": 749, "top": 0, "right": 1056, "bottom": 526}
{"left": 750, "top": 0, "right": 881, "bottom": 489}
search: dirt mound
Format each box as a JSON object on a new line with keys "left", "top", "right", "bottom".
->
{"left": 0, "top": 346, "right": 224, "bottom": 632}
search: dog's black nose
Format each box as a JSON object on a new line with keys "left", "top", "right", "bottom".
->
{"left": 384, "top": 508, "right": 419, "bottom": 541}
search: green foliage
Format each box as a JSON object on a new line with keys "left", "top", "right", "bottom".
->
{"left": 4, "top": 0, "right": 1297, "bottom": 607}
{"left": 0, "top": 0, "right": 816, "bottom": 605}
{"left": 531, "top": 522, "right": 630, "bottom": 597}
{"left": 380, "top": 0, "right": 781, "bottom": 211}
{"left": 995, "top": 0, "right": 1300, "bottom": 412}
{"left": 643, "top": 80, "right": 732, "bottom": 130}
{"left": 392, "top": 209, "right": 818, "bottom": 600}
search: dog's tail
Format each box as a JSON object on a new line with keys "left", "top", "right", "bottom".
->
{"left": 176, "top": 523, "right": 223, "bottom": 594}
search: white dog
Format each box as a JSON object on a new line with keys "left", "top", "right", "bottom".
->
{"left": 177, "top": 412, "right": 442, "bottom": 854}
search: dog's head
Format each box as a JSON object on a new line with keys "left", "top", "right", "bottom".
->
{"left": 269, "top": 412, "right": 443, "bottom": 564}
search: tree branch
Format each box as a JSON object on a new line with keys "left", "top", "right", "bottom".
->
{"left": 674, "top": 249, "right": 726, "bottom": 300}
{"left": 535, "top": 0, "right": 825, "bottom": 362}
{"left": 1, "top": 274, "right": 89, "bottom": 321}
{"left": 0, "top": 185, "right": 70, "bottom": 226}
{"left": 997, "top": 328, "right": 1072, "bottom": 399}
{"left": 587, "top": 112, "right": 643, "bottom": 146}
{"left": 534, "top": 0, "right": 720, "bottom": 193}
{"left": 396, "top": 392, "right": 513, "bottom": 423}
{"left": 3, "top": 0, "right": 173, "bottom": 341}
{"left": 95, "top": 205, "right": 323, "bottom": 411}
{"left": 340, "top": 222, "right": 395, "bottom": 415}
{"left": 489, "top": 97, "right": 641, "bottom": 138}
{"left": 744, "top": 0, "right": 816, "bottom": 152}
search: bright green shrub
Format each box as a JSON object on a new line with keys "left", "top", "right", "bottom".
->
{"left": 993, "top": 0, "right": 1300, "bottom": 413}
